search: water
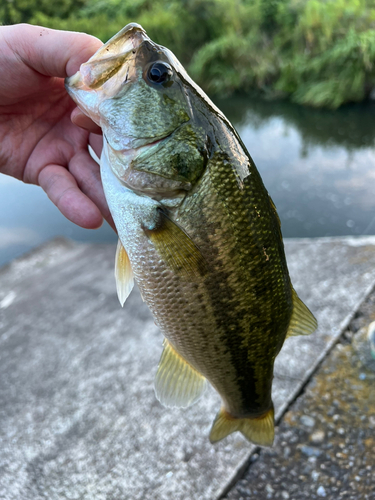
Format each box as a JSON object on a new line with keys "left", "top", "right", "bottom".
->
{"left": 217, "top": 97, "right": 375, "bottom": 239}
{"left": 1, "top": 97, "right": 375, "bottom": 267}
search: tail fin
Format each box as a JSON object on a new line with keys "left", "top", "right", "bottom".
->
{"left": 209, "top": 406, "right": 274, "bottom": 446}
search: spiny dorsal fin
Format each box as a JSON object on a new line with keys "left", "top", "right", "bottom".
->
{"left": 144, "top": 210, "right": 208, "bottom": 280}
{"left": 115, "top": 238, "right": 134, "bottom": 307}
{"left": 286, "top": 288, "right": 318, "bottom": 338}
{"left": 155, "top": 340, "right": 207, "bottom": 408}
{"left": 210, "top": 406, "right": 275, "bottom": 446}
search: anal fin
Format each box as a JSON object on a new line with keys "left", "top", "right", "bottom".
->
{"left": 115, "top": 239, "right": 134, "bottom": 307}
{"left": 155, "top": 340, "right": 206, "bottom": 408}
{"left": 286, "top": 288, "right": 318, "bottom": 338}
{"left": 210, "top": 406, "right": 274, "bottom": 446}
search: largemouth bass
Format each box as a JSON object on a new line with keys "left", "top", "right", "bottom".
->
{"left": 65, "top": 23, "right": 317, "bottom": 446}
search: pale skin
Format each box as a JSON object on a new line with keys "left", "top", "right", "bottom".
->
{"left": 0, "top": 23, "right": 115, "bottom": 229}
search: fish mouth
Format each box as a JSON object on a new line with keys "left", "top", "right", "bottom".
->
{"left": 105, "top": 130, "right": 174, "bottom": 182}
{"left": 104, "top": 126, "right": 192, "bottom": 197}
{"left": 65, "top": 24, "right": 151, "bottom": 125}
{"left": 66, "top": 23, "right": 147, "bottom": 91}
{"left": 107, "top": 132, "right": 172, "bottom": 157}
{"left": 134, "top": 134, "right": 170, "bottom": 150}
{"left": 106, "top": 121, "right": 188, "bottom": 160}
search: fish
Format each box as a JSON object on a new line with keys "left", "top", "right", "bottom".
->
{"left": 65, "top": 23, "right": 317, "bottom": 446}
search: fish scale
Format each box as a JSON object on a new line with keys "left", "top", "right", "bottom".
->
{"left": 178, "top": 152, "right": 291, "bottom": 411}
{"left": 65, "top": 22, "right": 317, "bottom": 446}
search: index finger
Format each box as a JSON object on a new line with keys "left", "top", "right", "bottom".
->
{"left": 71, "top": 107, "right": 103, "bottom": 134}
{"left": 38, "top": 163, "right": 104, "bottom": 229}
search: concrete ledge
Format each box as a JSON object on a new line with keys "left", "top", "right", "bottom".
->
{"left": 1, "top": 236, "right": 375, "bottom": 499}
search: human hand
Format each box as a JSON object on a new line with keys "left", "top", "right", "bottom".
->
{"left": 0, "top": 23, "right": 114, "bottom": 229}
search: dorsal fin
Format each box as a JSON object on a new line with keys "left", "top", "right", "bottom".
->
{"left": 286, "top": 289, "right": 318, "bottom": 338}
{"left": 154, "top": 340, "right": 206, "bottom": 408}
{"left": 115, "top": 239, "right": 134, "bottom": 307}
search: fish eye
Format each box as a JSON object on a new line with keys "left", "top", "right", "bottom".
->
{"left": 147, "top": 62, "right": 173, "bottom": 85}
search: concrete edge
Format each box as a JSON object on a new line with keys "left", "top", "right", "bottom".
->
{"left": 0, "top": 237, "right": 76, "bottom": 274}
{"left": 282, "top": 235, "right": 375, "bottom": 246}
{"left": 214, "top": 261, "right": 375, "bottom": 499}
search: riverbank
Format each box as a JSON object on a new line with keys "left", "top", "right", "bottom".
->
{"left": 1, "top": 235, "right": 374, "bottom": 499}
{"left": 3, "top": 0, "right": 375, "bottom": 109}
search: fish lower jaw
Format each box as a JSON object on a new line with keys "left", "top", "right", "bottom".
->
{"left": 106, "top": 133, "right": 171, "bottom": 156}
{"left": 106, "top": 135, "right": 169, "bottom": 175}
{"left": 108, "top": 159, "right": 190, "bottom": 202}
{"left": 106, "top": 140, "right": 191, "bottom": 200}
{"left": 121, "top": 180, "right": 188, "bottom": 207}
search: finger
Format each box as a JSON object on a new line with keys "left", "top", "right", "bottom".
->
{"left": 68, "top": 149, "right": 116, "bottom": 231}
{"left": 38, "top": 164, "right": 104, "bottom": 229}
{"left": 4, "top": 24, "right": 103, "bottom": 78}
{"left": 71, "top": 108, "right": 102, "bottom": 134}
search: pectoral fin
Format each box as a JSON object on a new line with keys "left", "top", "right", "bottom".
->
{"left": 88, "top": 145, "right": 100, "bottom": 165}
{"left": 144, "top": 210, "right": 208, "bottom": 279}
{"left": 210, "top": 406, "right": 275, "bottom": 446}
{"left": 155, "top": 340, "right": 207, "bottom": 408}
{"left": 286, "top": 289, "right": 318, "bottom": 338}
{"left": 115, "top": 239, "right": 134, "bottom": 307}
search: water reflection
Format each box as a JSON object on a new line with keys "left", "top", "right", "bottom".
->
{"left": 0, "top": 175, "right": 116, "bottom": 268}
{"left": 216, "top": 96, "right": 375, "bottom": 239}
{"left": 216, "top": 97, "right": 375, "bottom": 151}
{"left": 1, "top": 97, "right": 375, "bottom": 266}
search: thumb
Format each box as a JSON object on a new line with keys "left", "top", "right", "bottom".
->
{"left": 2, "top": 23, "right": 103, "bottom": 78}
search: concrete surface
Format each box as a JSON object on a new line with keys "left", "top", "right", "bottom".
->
{"left": 1, "top": 236, "right": 375, "bottom": 500}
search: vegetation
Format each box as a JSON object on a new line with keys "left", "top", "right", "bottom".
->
{"left": 2, "top": 0, "right": 375, "bottom": 109}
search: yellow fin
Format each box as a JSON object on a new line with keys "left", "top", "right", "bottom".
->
{"left": 209, "top": 407, "right": 275, "bottom": 446}
{"left": 155, "top": 340, "right": 206, "bottom": 408}
{"left": 144, "top": 210, "right": 207, "bottom": 279}
{"left": 286, "top": 289, "right": 318, "bottom": 338}
{"left": 115, "top": 239, "right": 134, "bottom": 307}
{"left": 88, "top": 145, "right": 100, "bottom": 165}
